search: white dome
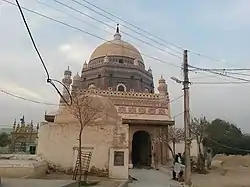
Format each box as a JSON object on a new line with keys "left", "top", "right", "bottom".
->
{"left": 89, "top": 26, "right": 143, "bottom": 65}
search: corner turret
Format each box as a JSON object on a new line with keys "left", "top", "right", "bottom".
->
{"left": 60, "top": 66, "right": 72, "bottom": 104}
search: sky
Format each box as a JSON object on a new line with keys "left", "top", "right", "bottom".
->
{"left": 0, "top": 0, "right": 250, "bottom": 132}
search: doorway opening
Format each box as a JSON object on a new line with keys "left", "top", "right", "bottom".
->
{"left": 132, "top": 130, "right": 152, "bottom": 168}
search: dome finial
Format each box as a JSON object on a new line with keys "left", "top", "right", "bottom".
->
{"left": 116, "top": 23, "right": 119, "bottom": 33}
{"left": 114, "top": 23, "right": 121, "bottom": 40}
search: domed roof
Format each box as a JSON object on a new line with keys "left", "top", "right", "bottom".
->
{"left": 73, "top": 72, "right": 80, "bottom": 81}
{"left": 89, "top": 25, "right": 144, "bottom": 64}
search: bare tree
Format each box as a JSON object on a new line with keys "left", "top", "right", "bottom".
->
{"left": 67, "top": 90, "right": 105, "bottom": 186}
{"left": 154, "top": 126, "right": 184, "bottom": 159}
{"left": 190, "top": 116, "right": 209, "bottom": 173}
{"left": 168, "top": 126, "right": 184, "bottom": 157}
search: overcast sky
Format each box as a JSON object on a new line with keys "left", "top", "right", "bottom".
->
{"left": 0, "top": 0, "right": 250, "bottom": 132}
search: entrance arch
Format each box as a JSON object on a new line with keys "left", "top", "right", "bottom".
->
{"left": 132, "top": 130, "right": 152, "bottom": 168}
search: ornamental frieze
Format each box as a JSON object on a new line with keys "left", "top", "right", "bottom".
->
{"left": 147, "top": 108, "right": 156, "bottom": 115}
{"left": 117, "top": 106, "right": 126, "bottom": 113}
{"left": 128, "top": 107, "right": 137, "bottom": 114}
{"left": 116, "top": 106, "right": 168, "bottom": 116}
{"left": 158, "top": 108, "right": 166, "bottom": 115}
{"left": 138, "top": 107, "right": 146, "bottom": 114}
{"left": 109, "top": 98, "right": 168, "bottom": 109}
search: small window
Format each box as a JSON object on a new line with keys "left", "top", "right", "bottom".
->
{"left": 83, "top": 77, "right": 86, "bottom": 81}
{"left": 110, "top": 74, "right": 113, "bottom": 77}
{"left": 119, "top": 59, "right": 124, "bottom": 63}
{"left": 116, "top": 83, "right": 126, "bottom": 92}
{"left": 98, "top": 74, "right": 101, "bottom": 78}
{"left": 118, "top": 85, "right": 125, "bottom": 91}
{"left": 131, "top": 76, "right": 134, "bottom": 79}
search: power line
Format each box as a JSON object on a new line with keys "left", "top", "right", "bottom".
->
{"left": 78, "top": 0, "right": 248, "bottom": 69}
{"left": 37, "top": 0, "right": 113, "bottom": 36}
{"left": 189, "top": 74, "right": 218, "bottom": 80}
{"left": 191, "top": 81, "right": 250, "bottom": 85}
{"left": 1, "top": 88, "right": 183, "bottom": 106}
{"left": 79, "top": 0, "right": 184, "bottom": 51}
{"left": 189, "top": 67, "right": 250, "bottom": 71}
{"left": 171, "top": 94, "right": 183, "bottom": 103}
{"left": 73, "top": 0, "right": 183, "bottom": 55}
{"left": 2, "top": 0, "right": 183, "bottom": 69}
{"left": 172, "top": 111, "right": 184, "bottom": 119}
{"left": 13, "top": 0, "right": 72, "bottom": 105}
{"left": 226, "top": 72, "right": 250, "bottom": 77}
{"left": 206, "top": 136, "right": 250, "bottom": 153}
{"left": 0, "top": 89, "right": 58, "bottom": 106}
{"left": 189, "top": 65, "right": 250, "bottom": 82}
{"left": 53, "top": 0, "right": 182, "bottom": 59}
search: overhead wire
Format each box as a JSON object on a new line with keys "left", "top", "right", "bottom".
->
{"left": 0, "top": 89, "right": 58, "bottom": 106}
{"left": 2, "top": 0, "right": 183, "bottom": 69}
{"left": 188, "top": 65, "right": 250, "bottom": 82}
{"left": 78, "top": 0, "right": 249, "bottom": 70}
{"left": 78, "top": 0, "right": 184, "bottom": 52}
{"left": 72, "top": 0, "right": 183, "bottom": 55}
{"left": 36, "top": 0, "right": 113, "bottom": 36}
{"left": 1, "top": 88, "right": 183, "bottom": 107}
{"left": 206, "top": 136, "right": 250, "bottom": 153}
{"left": 13, "top": 0, "right": 72, "bottom": 105}
{"left": 53, "top": 0, "right": 182, "bottom": 59}
{"left": 191, "top": 81, "right": 250, "bottom": 85}
{"left": 172, "top": 111, "right": 184, "bottom": 119}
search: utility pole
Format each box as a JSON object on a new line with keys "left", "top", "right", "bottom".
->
{"left": 183, "top": 50, "right": 191, "bottom": 185}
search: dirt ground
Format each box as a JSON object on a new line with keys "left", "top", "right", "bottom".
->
{"left": 37, "top": 172, "right": 123, "bottom": 187}
{"left": 191, "top": 154, "right": 250, "bottom": 187}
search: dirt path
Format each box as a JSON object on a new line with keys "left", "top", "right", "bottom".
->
{"left": 191, "top": 155, "right": 250, "bottom": 187}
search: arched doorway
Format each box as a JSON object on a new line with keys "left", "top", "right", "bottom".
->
{"left": 132, "top": 131, "right": 152, "bottom": 168}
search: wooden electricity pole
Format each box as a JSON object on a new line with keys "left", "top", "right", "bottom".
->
{"left": 183, "top": 50, "right": 191, "bottom": 185}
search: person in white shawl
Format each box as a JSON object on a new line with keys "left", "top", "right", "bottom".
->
{"left": 174, "top": 153, "right": 185, "bottom": 181}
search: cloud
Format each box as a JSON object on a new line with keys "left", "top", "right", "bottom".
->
{"left": 0, "top": 79, "right": 43, "bottom": 100}
{"left": 58, "top": 41, "right": 94, "bottom": 65}
{"left": 197, "top": 1, "right": 250, "bottom": 30}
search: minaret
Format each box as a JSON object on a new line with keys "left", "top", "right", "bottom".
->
{"left": 157, "top": 75, "right": 168, "bottom": 98}
{"left": 16, "top": 122, "right": 20, "bottom": 132}
{"left": 13, "top": 119, "right": 16, "bottom": 132}
{"left": 60, "top": 66, "right": 72, "bottom": 104}
{"left": 20, "top": 115, "right": 25, "bottom": 127}
{"left": 104, "top": 55, "right": 109, "bottom": 63}
{"left": 36, "top": 123, "right": 39, "bottom": 133}
{"left": 81, "top": 61, "right": 88, "bottom": 76}
{"left": 157, "top": 75, "right": 171, "bottom": 117}
{"left": 148, "top": 67, "right": 152, "bottom": 74}
{"left": 114, "top": 23, "right": 121, "bottom": 40}
{"left": 73, "top": 72, "right": 81, "bottom": 88}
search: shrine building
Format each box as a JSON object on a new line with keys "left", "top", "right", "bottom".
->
{"left": 37, "top": 25, "right": 174, "bottom": 178}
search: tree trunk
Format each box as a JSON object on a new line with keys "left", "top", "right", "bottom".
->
{"left": 172, "top": 141, "right": 176, "bottom": 156}
{"left": 197, "top": 142, "right": 206, "bottom": 173}
{"left": 78, "top": 129, "right": 83, "bottom": 187}
{"left": 167, "top": 144, "right": 174, "bottom": 158}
